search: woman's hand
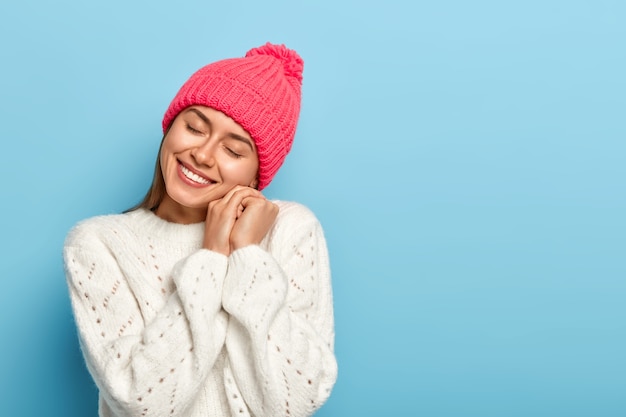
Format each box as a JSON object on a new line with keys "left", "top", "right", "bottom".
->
{"left": 202, "top": 186, "right": 278, "bottom": 256}
{"left": 203, "top": 186, "right": 261, "bottom": 255}
{"left": 230, "top": 195, "right": 279, "bottom": 251}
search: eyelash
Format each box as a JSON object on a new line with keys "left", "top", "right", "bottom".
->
{"left": 225, "top": 147, "right": 243, "bottom": 158}
{"left": 186, "top": 123, "right": 203, "bottom": 134}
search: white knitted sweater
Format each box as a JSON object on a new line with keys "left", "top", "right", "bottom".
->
{"left": 63, "top": 201, "right": 337, "bottom": 417}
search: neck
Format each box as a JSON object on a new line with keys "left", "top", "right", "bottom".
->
{"left": 155, "top": 194, "right": 206, "bottom": 224}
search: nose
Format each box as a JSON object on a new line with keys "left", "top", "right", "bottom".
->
{"left": 191, "top": 140, "right": 216, "bottom": 167}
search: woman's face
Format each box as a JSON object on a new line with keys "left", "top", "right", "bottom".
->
{"left": 157, "top": 105, "right": 259, "bottom": 221}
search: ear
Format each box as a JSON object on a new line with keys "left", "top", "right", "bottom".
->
{"left": 249, "top": 176, "right": 259, "bottom": 190}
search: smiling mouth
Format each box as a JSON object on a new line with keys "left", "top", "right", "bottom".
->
{"left": 179, "top": 162, "right": 213, "bottom": 185}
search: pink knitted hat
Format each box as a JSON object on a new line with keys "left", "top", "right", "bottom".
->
{"left": 162, "top": 42, "right": 304, "bottom": 190}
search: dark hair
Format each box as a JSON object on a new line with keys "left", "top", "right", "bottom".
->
{"left": 125, "top": 137, "right": 167, "bottom": 213}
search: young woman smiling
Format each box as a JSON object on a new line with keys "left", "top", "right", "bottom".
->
{"left": 64, "top": 43, "right": 337, "bottom": 417}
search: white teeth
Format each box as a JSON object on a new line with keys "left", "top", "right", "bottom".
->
{"left": 180, "top": 164, "right": 210, "bottom": 184}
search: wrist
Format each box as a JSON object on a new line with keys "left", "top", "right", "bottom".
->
{"left": 203, "top": 240, "right": 230, "bottom": 256}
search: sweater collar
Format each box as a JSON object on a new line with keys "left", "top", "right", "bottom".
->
{"left": 127, "top": 208, "right": 205, "bottom": 244}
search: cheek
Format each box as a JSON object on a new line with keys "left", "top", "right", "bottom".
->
{"left": 159, "top": 146, "right": 173, "bottom": 174}
{"left": 161, "top": 125, "right": 195, "bottom": 155}
{"left": 159, "top": 134, "right": 185, "bottom": 167}
{"left": 221, "top": 158, "right": 259, "bottom": 183}
{"left": 161, "top": 134, "right": 180, "bottom": 155}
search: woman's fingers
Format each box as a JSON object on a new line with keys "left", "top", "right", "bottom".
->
{"left": 220, "top": 185, "right": 263, "bottom": 209}
{"left": 230, "top": 197, "right": 279, "bottom": 251}
{"left": 203, "top": 185, "right": 265, "bottom": 255}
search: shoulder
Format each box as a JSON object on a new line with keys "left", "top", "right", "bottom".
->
{"left": 261, "top": 200, "right": 329, "bottom": 258}
{"left": 264, "top": 200, "right": 326, "bottom": 247}
{"left": 272, "top": 200, "right": 320, "bottom": 228}
{"left": 64, "top": 211, "right": 139, "bottom": 249}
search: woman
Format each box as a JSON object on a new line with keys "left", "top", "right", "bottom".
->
{"left": 64, "top": 42, "right": 337, "bottom": 417}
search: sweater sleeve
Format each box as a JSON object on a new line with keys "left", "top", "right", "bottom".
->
{"left": 64, "top": 224, "right": 228, "bottom": 417}
{"left": 221, "top": 204, "right": 337, "bottom": 417}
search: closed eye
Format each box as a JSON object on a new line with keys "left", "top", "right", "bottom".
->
{"left": 225, "top": 147, "right": 243, "bottom": 158}
{"left": 186, "top": 123, "right": 204, "bottom": 134}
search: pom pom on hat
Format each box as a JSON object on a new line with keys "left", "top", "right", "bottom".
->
{"left": 246, "top": 43, "right": 304, "bottom": 83}
{"left": 162, "top": 42, "right": 304, "bottom": 190}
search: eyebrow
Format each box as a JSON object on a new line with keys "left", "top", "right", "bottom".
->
{"left": 186, "top": 108, "right": 255, "bottom": 151}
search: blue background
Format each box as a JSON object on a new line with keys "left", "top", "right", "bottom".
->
{"left": 1, "top": 1, "right": 624, "bottom": 416}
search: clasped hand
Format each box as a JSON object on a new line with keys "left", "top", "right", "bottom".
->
{"left": 202, "top": 186, "right": 279, "bottom": 256}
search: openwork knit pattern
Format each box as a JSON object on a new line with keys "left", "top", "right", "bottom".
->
{"left": 162, "top": 43, "right": 304, "bottom": 190}
{"left": 64, "top": 201, "right": 336, "bottom": 417}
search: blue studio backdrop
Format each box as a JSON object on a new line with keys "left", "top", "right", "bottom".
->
{"left": 1, "top": 1, "right": 624, "bottom": 416}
